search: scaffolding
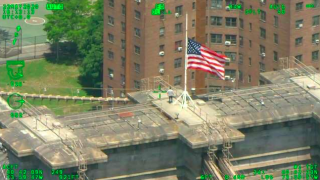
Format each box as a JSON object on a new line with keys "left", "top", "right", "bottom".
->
{"left": 280, "top": 56, "right": 319, "bottom": 84}
{"left": 22, "top": 101, "right": 88, "bottom": 180}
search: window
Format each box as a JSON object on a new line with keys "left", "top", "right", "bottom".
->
{"left": 121, "top": 22, "right": 125, "bottom": 32}
{"left": 226, "top": 0, "right": 237, "bottom": 6}
{"left": 295, "top": 19, "right": 303, "bottom": 28}
{"left": 192, "top": 19, "right": 196, "bottom": 27}
{"left": 121, "top": 4, "right": 125, "bottom": 15}
{"left": 273, "top": 51, "right": 278, "bottom": 61}
{"left": 211, "top": 0, "right": 222, "bottom": 8}
{"left": 274, "top": 34, "right": 278, "bottom": 44}
{"left": 260, "top": 45, "right": 265, "bottom": 54}
{"left": 240, "top": 18, "right": 244, "bottom": 29}
{"left": 225, "top": 35, "right": 237, "bottom": 45}
{"left": 211, "top": 16, "right": 223, "bottom": 26}
{"left": 108, "top": 51, "right": 114, "bottom": 60}
{"left": 274, "top": 16, "right": 279, "bottom": 27}
{"left": 109, "top": 0, "right": 114, "bottom": 7}
{"left": 295, "top": 55, "right": 303, "bottom": 61}
{"left": 121, "top": 39, "right": 125, "bottom": 50}
{"left": 259, "top": 62, "right": 265, "bottom": 72}
{"left": 314, "top": 0, "right": 319, "bottom": 7}
{"left": 134, "top": 63, "right": 140, "bottom": 73}
{"left": 225, "top": 52, "right": 237, "bottom": 61}
{"left": 160, "top": 27, "right": 165, "bottom": 36}
{"left": 312, "top": 51, "right": 319, "bottom": 61}
{"left": 239, "top": 53, "right": 243, "bottom": 63}
{"left": 275, "top": 0, "right": 279, "bottom": 4}
{"left": 296, "top": 2, "right": 303, "bottom": 11}
{"left": 135, "top": 10, "right": 141, "bottom": 20}
{"left": 225, "top": 69, "right": 236, "bottom": 79}
{"left": 134, "top": 46, "right": 140, "bottom": 55}
{"left": 175, "top": 23, "right": 182, "bottom": 33}
{"left": 134, "top": 80, "right": 140, "bottom": 89}
{"left": 108, "top": 16, "right": 114, "bottom": 26}
{"left": 191, "top": 72, "right": 195, "bottom": 79}
{"left": 249, "top": 23, "right": 252, "bottom": 31}
{"left": 108, "top": 68, "right": 114, "bottom": 78}
{"left": 240, "top": 0, "right": 244, "bottom": 11}
{"left": 248, "top": 75, "right": 251, "bottom": 83}
{"left": 249, "top": 58, "right": 252, "bottom": 66}
{"left": 121, "top": 74, "right": 125, "bottom": 85}
{"left": 313, "top": 16, "right": 320, "bottom": 26}
{"left": 260, "top": 10, "right": 266, "bottom": 21}
{"left": 260, "top": 28, "right": 266, "bottom": 39}
{"left": 174, "top": 58, "right": 182, "bottom": 68}
{"left": 211, "top": 34, "right": 222, "bottom": 43}
{"left": 134, "top": 28, "right": 141, "bottom": 37}
{"left": 206, "top": 16, "right": 208, "bottom": 25}
{"left": 226, "top": 17, "right": 237, "bottom": 27}
{"left": 174, "top": 75, "right": 182, "bottom": 86}
{"left": 108, "top": 33, "right": 114, "bottom": 43}
{"left": 193, "top": 2, "right": 196, "bottom": 9}
{"left": 175, "top": 41, "right": 182, "bottom": 50}
{"left": 295, "top": 37, "right": 303, "bottom": 46}
{"left": 160, "top": 9, "right": 165, "bottom": 20}
{"left": 249, "top": 40, "right": 252, "bottom": 47}
{"left": 159, "top": 62, "right": 165, "bottom": 70}
{"left": 121, "top": 57, "right": 125, "bottom": 68}
{"left": 175, "top": 5, "right": 183, "bottom": 15}
{"left": 312, "top": 33, "right": 319, "bottom": 43}
{"left": 159, "top": 45, "right": 165, "bottom": 51}
{"left": 239, "top": 36, "right": 243, "bottom": 46}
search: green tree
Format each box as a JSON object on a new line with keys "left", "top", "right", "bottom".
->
{"left": 79, "top": 0, "right": 103, "bottom": 93}
{"left": 44, "top": 0, "right": 91, "bottom": 44}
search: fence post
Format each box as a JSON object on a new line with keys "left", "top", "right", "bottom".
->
{"left": 34, "top": 36, "right": 37, "bottom": 59}
{"left": 4, "top": 39, "right": 6, "bottom": 58}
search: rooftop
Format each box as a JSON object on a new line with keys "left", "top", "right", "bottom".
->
{"left": 1, "top": 67, "right": 320, "bottom": 169}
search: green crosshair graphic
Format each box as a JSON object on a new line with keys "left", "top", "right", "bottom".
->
{"left": 153, "top": 85, "right": 167, "bottom": 99}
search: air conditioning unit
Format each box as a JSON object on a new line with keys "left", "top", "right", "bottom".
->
{"left": 225, "top": 58, "right": 231, "bottom": 62}
{"left": 175, "top": 13, "right": 180, "bottom": 18}
{"left": 299, "top": 24, "right": 303, "bottom": 28}
{"left": 109, "top": 73, "right": 114, "bottom": 78}
{"left": 135, "top": 0, "right": 141, "bottom": 3}
{"left": 159, "top": 51, "right": 165, "bottom": 56}
{"left": 225, "top": 75, "right": 231, "bottom": 80}
{"left": 178, "top": 47, "right": 183, "bottom": 51}
{"left": 122, "top": 82, "right": 125, "bottom": 86}
{"left": 225, "top": 41, "right": 231, "bottom": 46}
{"left": 261, "top": 53, "right": 266, "bottom": 57}
{"left": 225, "top": 6, "right": 230, "bottom": 11}
{"left": 260, "top": 0, "right": 265, "bottom": 3}
{"left": 160, "top": 0, "right": 165, "bottom": 2}
{"left": 315, "top": 39, "right": 319, "bottom": 44}
{"left": 159, "top": 68, "right": 165, "bottom": 74}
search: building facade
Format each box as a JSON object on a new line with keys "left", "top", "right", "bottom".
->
{"left": 103, "top": 0, "right": 320, "bottom": 96}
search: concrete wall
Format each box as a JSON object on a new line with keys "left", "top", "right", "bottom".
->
{"left": 230, "top": 118, "right": 317, "bottom": 157}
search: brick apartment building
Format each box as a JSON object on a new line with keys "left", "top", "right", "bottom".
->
{"left": 103, "top": 0, "right": 320, "bottom": 97}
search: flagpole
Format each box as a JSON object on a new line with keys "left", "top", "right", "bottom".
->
{"left": 173, "top": 13, "right": 196, "bottom": 109}
{"left": 184, "top": 13, "right": 188, "bottom": 93}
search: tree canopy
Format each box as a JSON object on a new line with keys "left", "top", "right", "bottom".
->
{"left": 44, "top": 0, "right": 104, "bottom": 93}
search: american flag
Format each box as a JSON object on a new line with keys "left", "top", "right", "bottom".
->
{"left": 187, "top": 38, "right": 227, "bottom": 80}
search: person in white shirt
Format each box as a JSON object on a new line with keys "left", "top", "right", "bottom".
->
{"left": 167, "top": 87, "right": 174, "bottom": 103}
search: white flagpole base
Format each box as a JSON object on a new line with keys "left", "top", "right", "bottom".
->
{"left": 173, "top": 90, "right": 196, "bottom": 109}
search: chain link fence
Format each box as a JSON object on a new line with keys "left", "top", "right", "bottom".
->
{"left": 0, "top": 35, "right": 54, "bottom": 63}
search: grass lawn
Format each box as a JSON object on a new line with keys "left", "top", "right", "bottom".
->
{"left": 0, "top": 58, "right": 102, "bottom": 116}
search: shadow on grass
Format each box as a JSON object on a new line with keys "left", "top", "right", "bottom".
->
{"left": 44, "top": 42, "right": 81, "bottom": 65}
{"left": 78, "top": 75, "right": 102, "bottom": 97}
